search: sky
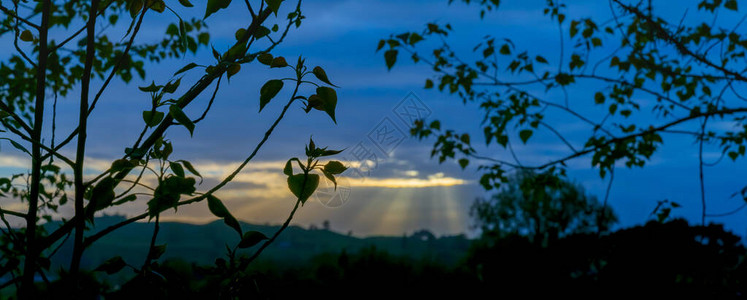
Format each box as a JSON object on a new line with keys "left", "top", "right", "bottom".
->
{"left": 1, "top": 0, "right": 747, "bottom": 238}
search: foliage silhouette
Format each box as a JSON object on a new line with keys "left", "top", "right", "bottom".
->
{"left": 466, "top": 218, "right": 747, "bottom": 297}
{"left": 471, "top": 169, "right": 616, "bottom": 246}
{"left": 31, "top": 218, "right": 742, "bottom": 298}
{"left": 0, "top": 0, "right": 345, "bottom": 298}
{"left": 379, "top": 2, "right": 747, "bottom": 295}
{"left": 379, "top": 0, "right": 747, "bottom": 224}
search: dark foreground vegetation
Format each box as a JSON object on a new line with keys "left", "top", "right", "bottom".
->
{"left": 2, "top": 217, "right": 744, "bottom": 299}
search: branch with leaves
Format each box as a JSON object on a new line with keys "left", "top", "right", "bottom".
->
{"left": 0, "top": 0, "right": 345, "bottom": 297}
{"left": 378, "top": 0, "right": 747, "bottom": 223}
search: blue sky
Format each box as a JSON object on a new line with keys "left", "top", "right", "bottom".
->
{"left": 1, "top": 0, "right": 746, "bottom": 237}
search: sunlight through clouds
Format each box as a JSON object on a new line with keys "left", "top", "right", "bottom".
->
{"left": 0, "top": 154, "right": 473, "bottom": 235}
{"left": 347, "top": 172, "right": 467, "bottom": 188}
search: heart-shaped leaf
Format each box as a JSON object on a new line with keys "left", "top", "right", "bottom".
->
{"left": 287, "top": 173, "right": 319, "bottom": 204}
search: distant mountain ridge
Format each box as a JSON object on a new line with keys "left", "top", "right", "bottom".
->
{"left": 44, "top": 215, "right": 471, "bottom": 272}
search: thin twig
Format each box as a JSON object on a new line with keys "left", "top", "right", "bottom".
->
{"left": 43, "top": 8, "right": 148, "bottom": 161}
{"left": 141, "top": 214, "right": 160, "bottom": 270}
{"left": 699, "top": 116, "right": 708, "bottom": 226}
{"left": 193, "top": 75, "right": 222, "bottom": 124}
{"left": 0, "top": 4, "right": 38, "bottom": 29}
{"left": 241, "top": 199, "right": 301, "bottom": 268}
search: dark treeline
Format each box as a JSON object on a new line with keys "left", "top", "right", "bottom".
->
{"left": 23, "top": 218, "right": 745, "bottom": 299}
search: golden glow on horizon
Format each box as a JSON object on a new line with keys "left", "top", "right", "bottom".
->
{"left": 0, "top": 155, "right": 472, "bottom": 235}
{"left": 347, "top": 176, "right": 467, "bottom": 188}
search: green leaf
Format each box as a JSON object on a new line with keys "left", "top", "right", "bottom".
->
{"left": 384, "top": 50, "right": 398, "bottom": 70}
{"left": 205, "top": 0, "right": 231, "bottom": 19}
{"left": 270, "top": 56, "right": 288, "bottom": 68}
{"left": 307, "top": 94, "right": 323, "bottom": 111}
{"left": 287, "top": 173, "right": 320, "bottom": 204}
{"left": 591, "top": 37, "right": 602, "bottom": 47}
{"left": 535, "top": 55, "right": 548, "bottom": 64}
{"left": 321, "top": 149, "right": 343, "bottom": 156}
{"left": 138, "top": 81, "right": 160, "bottom": 92}
{"left": 178, "top": 160, "right": 202, "bottom": 180}
{"left": 725, "top": 0, "right": 737, "bottom": 10}
{"left": 322, "top": 170, "right": 338, "bottom": 190}
{"left": 207, "top": 195, "right": 242, "bottom": 236}
{"left": 257, "top": 53, "right": 273, "bottom": 65}
{"left": 151, "top": 244, "right": 166, "bottom": 260}
{"left": 165, "top": 24, "right": 179, "bottom": 37}
{"left": 497, "top": 135, "right": 508, "bottom": 147}
{"left": 3, "top": 139, "right": 31, "bottom": 155}
{"left": 458, "top": 158, "right": 469, "bottom": 169}
{"left": 224, "top": 43, "right": 246, "bottom": 60}
{"left": 174, "top": 63, "right": 199, "bottom": 75}
{"left": 178, "top": 0, "right": 194, "bottom": 7}
{"left": 265, "top": 0, "right": 283, "bottom": 16}
{"left": 207, "top": 195, "right": 230, "bottom": 218}
{"left": 91, "top": 177, "right": 116, "bottom": 211}
{"left": 555, "top": 73, "right": 575, "bottom": 85}
{"left": 519, "top": 130, "right": 533, "bottom": 144}
{"left": 284, "top": 159, "right": 294, "bottom": 176}
{"left": 95, "top": 256, "right": 126, "bottom": 275}
{"left": 149, "top": 0, "right": 166, "bottom": 12}
{"left": 212, "top": 46, "right": 221, "bottom": 60}
{"left": 312, "top": 66, "right": 338, "bottom": 87}
{"left": 259, "top": 79, "right": 284, "bottom": 112}
{"left": 425, "top": 79, "right": 434, "bottom": 89}
{"left": 223, "top": 215, "right": 242, "bottom": 238}
{"left": 238, "top": 231, "right": 268, "bottom": 248}
{"left": 729, "top": 151, "right": 738, "bottom": 161}
{"left": 308, "top": 137, "right": 316, "bottom": 153}
{"left": 376, "top": 39, "right": 386, "bottom": 51}
{"left": 409, "top": 33, "right": 424, "bottom": 45}
{"left": 162, "top": 78, "right": 181, "bottom": 94}
{"left": 129, "top": 0, "right": 143, "bottom": 18}
{"left": 169, "top": 105, "right": 195, "bottom": 136}
{"left": 227, "top": 63, "right": 241, "bottom": 79}
{"left": 148, "top": 177, "right": 196, "bottom": 217}
{"left": 323, "top": 161, "right": 347, "bottom": 174}
{"left": 570, "top": 20, "right": 579, "bottom": 37}
{"left": 499, "top": 44, "right": 510, "bottom": 55}
{"left": 235, "top": 28, "right": 247, "bottom": 40}
{"left": 594, "top": 92, "right": 605, "bottom": 104}
{"left": 142, "top": 110, "right": 164, "bottom": 127}
{"left": 254, "top": 26, "right": 271, "bottom": 39}
{"left": 608, "top": 103, "right": 617, "bottom": 115}
{"left": 170, "top": 162, "right": 185, "bottom": 177}
{"left": 19, "top": 30, "right": 33, "bottom": 42}
{"left": 316, "top": 87, "right": 338, "bottom": 123}
{"left": 430, "top": 120, "right": 441, "bottom": 130}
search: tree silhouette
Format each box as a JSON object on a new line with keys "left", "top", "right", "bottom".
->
{"left": 0, "top": 0, "right": 345, "bottom": 298}
{"left": 471, "top": 170, "right": 616, "bottom": 246}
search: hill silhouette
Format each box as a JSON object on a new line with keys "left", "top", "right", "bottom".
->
{"left": 44, "top": 215, "right": 470, "bottom": 272}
